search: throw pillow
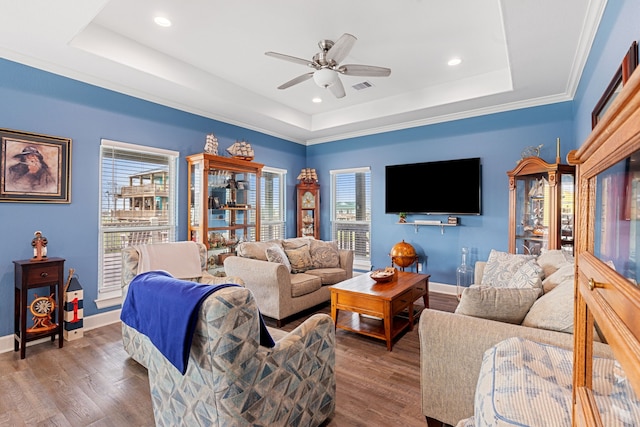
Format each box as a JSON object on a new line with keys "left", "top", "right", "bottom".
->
{"left": 481, "top": 249, "right": 535, "bottom": 288}
{"left": 536, "top": 249, "right": 573, "bottom": 278}
{"left": 522, "top": 278, "right": 573, "bottom": 333}
{"left": 265, "top": 245, "right": 292, "bottom": 272}
{"left": 284, "top": 244, "right": 313, "bottom": 273}
{"left": 309, "top": 239, "right": 340, "bottom": 268}
{"left": 509, "top": 259, "right": 544, "bottom": 289}
{"left": 541, "top": 262, "right": 574, "bottom": 293}
{"left": 455, "top": 285, "right": 541, "bottom": 324}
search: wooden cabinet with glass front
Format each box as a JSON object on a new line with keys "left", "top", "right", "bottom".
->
{"left": 187, "top": 153, "right": 263, "bottom": 274}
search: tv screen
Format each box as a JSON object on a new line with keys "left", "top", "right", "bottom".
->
{"left": 385, "top": 157, "right": 482, "bottom": 215}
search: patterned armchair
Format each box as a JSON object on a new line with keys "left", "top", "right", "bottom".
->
{"left": 120, "top": 243, "right": 336, "bottom": 426}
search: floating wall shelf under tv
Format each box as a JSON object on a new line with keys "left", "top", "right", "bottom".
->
{"left": 385, "top": 157, "right": 482, "bottom": 215}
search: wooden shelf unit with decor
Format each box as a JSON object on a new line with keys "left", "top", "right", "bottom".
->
{"left": 297, "top": 182, "right": 320, "bottom": 239}
{"left": 507, "top": 156, "right": 575, "bottom": 256}
{"left": 186, "top": 153, "right": 263, "bottom": 274}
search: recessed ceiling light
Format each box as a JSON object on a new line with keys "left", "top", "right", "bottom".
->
{"left": 154, "top": 16, "right": 172, "bottom": 27}
{"left": 312, "top": 97, "right": 322, "bottom": 103}
{"left": 448, "top": 57, "right": 462, "bottom": 66}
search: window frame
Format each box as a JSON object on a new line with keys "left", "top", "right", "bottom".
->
{"left": 260, "top": 166, "right": 287, "bottom": 241}
{"left": 330, "top": 166, "right": 372, "bottom": 272}
{"left": 97, "top": 139, "right": 178, "bottom": 308}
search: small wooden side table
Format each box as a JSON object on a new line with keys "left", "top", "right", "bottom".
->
{"left": 13, "top": 257, "right": 65, "bottom": 359}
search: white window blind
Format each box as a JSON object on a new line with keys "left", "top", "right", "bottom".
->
{"left": 331, "top": 167, "right": 371, "bottom": 271}
{"left": 261, "top": 167, "right": 286, "bottom": 241}
{"left": 98, "top": 139, "right": 178, "bottom": 306}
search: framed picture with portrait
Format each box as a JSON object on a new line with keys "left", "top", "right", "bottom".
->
{"left": 0, "top": 128, "right": 72, "bottom": 203}
{"left": 592, "top": 41, "right": 638, "bottom": 128}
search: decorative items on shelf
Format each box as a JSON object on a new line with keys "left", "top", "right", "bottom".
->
{"left": 519, "top": 144, "right": 543, "bottom": 163}
{"left": 226, "top": 140, "right": 254, "bottom": 160}
{"left": 204, "top": 133, "right": 219, "bottom": 155}
{"left": 297, "top": 168, "right": 318, "bottom": 184}
{"left": 398, "top": 212, "right": 407, "bottom": 223}
{"left": 456, "top": 247, "right": 474, "bottom": 301}
{"left": 447, "top": 216, "right": 459, "bottom": 225}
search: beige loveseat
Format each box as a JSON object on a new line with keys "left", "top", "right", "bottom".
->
{"left": 224, "top": 237, "right": 353, "bottom": 326}
{"left": 419, "top": 249, "right": 612, "bottom": 426}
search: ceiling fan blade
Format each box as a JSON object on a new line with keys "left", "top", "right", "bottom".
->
{"left": 277, "top": 72, "right": 314, "bottom": 90}
{"left": 328, "top": 77, "right": 346, "bottom": 98}
{"left": 265, "top": 51, "right": 314, "bottom": 67}
{"left": 339, "top": 64, "right": 391, "bottom": 77}
{"left": 326, "top": 33, "right": 357, "bottom": 64}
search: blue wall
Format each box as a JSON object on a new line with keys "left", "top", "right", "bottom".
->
{"left": 0, "top": 0, "right": 637, "bottom": 338}
{"left": 308, "top": 102, "right": 575, "bottom": 281}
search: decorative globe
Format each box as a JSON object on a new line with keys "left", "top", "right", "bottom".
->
{"left": 390, "top": 240, "right": 417, "bottom": 268}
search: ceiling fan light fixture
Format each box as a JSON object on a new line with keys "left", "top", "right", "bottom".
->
{"left": 313, "top": 68, "right": 338, "bottom": 88}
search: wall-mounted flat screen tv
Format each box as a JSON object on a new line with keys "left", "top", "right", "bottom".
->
{"left": 385, "top": 157, "right": 482, "bottom": 215}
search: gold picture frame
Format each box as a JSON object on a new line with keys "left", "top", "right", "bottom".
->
{"left": 0, "top": 128, "right": 72, "bottom": 203}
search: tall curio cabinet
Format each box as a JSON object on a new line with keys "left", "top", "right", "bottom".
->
{"left": 297, "top": 182, "right": 320, "bottom": 238}
{"left": 507, "top": 156, "right": 575, "bottom": 256}
{"left": 187, "top": 153, "right": 263, "bottom": 273}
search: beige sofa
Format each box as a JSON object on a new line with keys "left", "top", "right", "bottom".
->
{"left": 224, "top": 237, "right": 353, "bottom": 326}
{"left": 419, "top": 249, "right": 612, "bottom": 426}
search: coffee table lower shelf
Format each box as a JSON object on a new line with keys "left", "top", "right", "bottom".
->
{"left": 335, "top": 311, "right": 410, "bottom": 345}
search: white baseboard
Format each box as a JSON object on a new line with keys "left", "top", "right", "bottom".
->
{"left": 0, "top": 309, "right": 122, "bottom": 355}
{"left": 429, "top": 281, "right": 456, "bottom": 295}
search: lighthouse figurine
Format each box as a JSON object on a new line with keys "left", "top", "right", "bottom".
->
{"left": 63, "top": 270, "right": 84, "bottom": 341}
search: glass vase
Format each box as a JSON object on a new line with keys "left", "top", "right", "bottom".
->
{"left": 456, "top": 247, "right": 474, "bottom": 301}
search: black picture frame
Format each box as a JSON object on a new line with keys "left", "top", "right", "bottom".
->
{"left": 0, "top": 128, "right": 72, "bottom": 203}
{"left": 592, "top": 41, "right": 638, "bottom": 129}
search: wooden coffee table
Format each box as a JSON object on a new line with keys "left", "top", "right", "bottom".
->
{"left": 330, "top": 271, "right": 430, "bottom": 351}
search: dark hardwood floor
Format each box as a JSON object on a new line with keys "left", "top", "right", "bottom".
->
{"left": 0, "top": 292, "right": 458, "bottom": 426}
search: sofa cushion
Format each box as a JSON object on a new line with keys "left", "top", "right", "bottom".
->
{"left": 481, "top": 249, "right": 535, "bottom": 288}
{"left": 282, "top": 237, "right": 313, "bottom": 249}
{"left": 290, "top": 273, "right": 322, "bottom": 297}
{"left": 265, "top": 245, "right": 291, "bottom": 272}
{"left": 522, "top": 278, "right": 574, "bottom": 334}
{"left": 537, "top": 249, "right": 573, "bottom": 278}
{"left": 237, "top": 240, "right": 282, "bottom": 261}
{"left": 309, "top": 239, "right": 340, "bottom": 269}
{"left": 305, "top": 267, "right": 348, "bottom": 285}
{"left": 509, "top": 259, "right": 544, "bottom": 289}
{"left": 455, "top": 285, "right": 541, "bottom": 324}
{"left": 542, "top": 262, "right": 574, "bottom": 293}
{"left": 284, "top": 244, "right": 313, "bottom": 273}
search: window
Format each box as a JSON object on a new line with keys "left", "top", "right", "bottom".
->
{"left": 98, "top": 139, "right": 178, "bottom": 308}
{"left": 261, "top": 166, "right": 286, "bottom": 240}
{"left": 331, "top": 167, "right": 371, "bottom": 271}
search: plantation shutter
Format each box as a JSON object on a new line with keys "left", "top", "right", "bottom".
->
{"left": 260, "top": 167, "right": 286, "bottom": 240}
{"left": 97, "top": 139, "right": 178, "bottom": 307}
{"left": 331, "top": 167, "right": 371, "bottom": 272}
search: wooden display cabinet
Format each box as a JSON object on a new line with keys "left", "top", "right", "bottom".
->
{"left": 187, "top": 153, "right": 263, "bottom": 273}
{"left": 507, "top": 156, "right": 575, "bottom": 255}
{"left": 297, "top": 182, "right": 320, "bottom": 239}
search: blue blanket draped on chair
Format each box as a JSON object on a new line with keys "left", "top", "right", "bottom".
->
{"left": 120, "top": 270, "right": 274, "bottom": 374}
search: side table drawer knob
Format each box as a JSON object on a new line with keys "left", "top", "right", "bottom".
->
{"left": 40, "top": 272, "right": 48, "bottom": 278}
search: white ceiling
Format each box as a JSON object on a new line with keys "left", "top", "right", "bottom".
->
{"left": 0, "top": 0, "right": 606, "bottom": 145}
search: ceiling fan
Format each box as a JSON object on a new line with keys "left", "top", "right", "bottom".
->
{"left": 265, "top": 33, "right": 391, "bottom": 99}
